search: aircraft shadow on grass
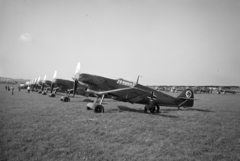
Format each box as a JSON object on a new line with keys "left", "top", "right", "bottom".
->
{"left": 106, "top": 105, "right": 178, "bottom": 118}
{"left": 82, "top": 98, "right": 93, "bottom": 102}
{"left": 182, "top": 108, "right": 214, "bottom": 112}
{"left": 160, "top": 108, "right": 214, "bottom": 113}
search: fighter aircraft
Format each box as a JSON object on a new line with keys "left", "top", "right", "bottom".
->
{"left": 29, "top": 78, "right": 39, "bottom": 91}
{"left": 72, "top": 62, "right": 195, "bottom": 113}
{"left": 49, "top": 69, "right": 88, "bottom": 102}
{"left": 217, "top": 86, "right": 238, "bottom": 94}
{"left": 37, "top": 75, "right": 52, "bottom": 95}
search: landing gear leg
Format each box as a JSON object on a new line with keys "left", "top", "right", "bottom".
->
{"left": 155, "top": 104, "right": 160, "bottom": 113}
{"left": 94, "top": 95, "right": 105, "bottom": 113}
{"left": 144, "top": 105, "right": 148, "bottom": 113}
{"left": 86, "top": 95, "right": 105, "bottom": 113}
{"left": 61, "top": 92, "right": 71, "bottom": 102}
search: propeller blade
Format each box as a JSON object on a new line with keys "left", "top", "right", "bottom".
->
{"left": 50, "top": 82, "right": 54, "bottom": 93}
{"left": 73, "top": 80, "right": 78, "bottom": 97}
{"left": 43, "top": 75, "right": 46, "bottom": 81}
{"left": 53, "top": 71, "right": 57, "bottom": 79}
{"left": 41, "top": 83, "right": 45, "bottom": 91}
{"left": 75, "top": 62, "right": 81, "bottom": 74}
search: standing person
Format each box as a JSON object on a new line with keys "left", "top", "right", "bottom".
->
{"left": 11, "top": 86, "right": 14, "bottom": 95}
{"left": 27, "top": 86, "right": 30, "bottom": 93}
{"left": 5, "top": 85, "right": 7, "bottom": 90}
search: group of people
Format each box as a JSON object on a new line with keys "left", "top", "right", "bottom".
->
{"left": 5, "top": 85, "right": 14, "bottom": 95}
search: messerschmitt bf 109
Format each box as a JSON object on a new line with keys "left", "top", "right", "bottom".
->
{"left": 72, "top": 62, "right": 195, "bottom": 113}
{"left": 37, "top": 75, "right": 52, "bottom": 95}
{"left": 49, "top": 70, "right": 88, "bottom": 102}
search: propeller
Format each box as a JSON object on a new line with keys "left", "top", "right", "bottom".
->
{"left": 37, "top": 76, "right": 41, "bottom": 90}
{"left": 43, "top": 75, "right": 46, "bottom": 81}
{"left": 50, "top": 82, "right": 54, "bottom": 93}
{"left": 72, "top": 62, "right": 81, "bottom": 97}
{"left": 37, "top": 76, "right": 40, "bottom": 83}
{"left": 73, "top": 80, "right": 78, "bottom": 97}
{"left": 41, "top": 83, "right": 45, "bottom": 92}
{"left": 41, "top": 75, "right": 46, "bottom": 91}
{"left": 75, "top": 62, "right": 81, "bottom": 75}
{"left": 51, "top": 71, "right": 57, "bottom": 93}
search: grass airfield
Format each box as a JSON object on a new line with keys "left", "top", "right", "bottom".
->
{"left": 1, "top": 84, "right": 240, "bottom": 161}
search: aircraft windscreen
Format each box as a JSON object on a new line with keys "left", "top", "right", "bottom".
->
{"left": 117, "top": 79, "right": 135, "bottom": 87}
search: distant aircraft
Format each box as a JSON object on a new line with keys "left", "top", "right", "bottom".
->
{"left": 49, "top": 68, "right": 88, "bottom": 102}
{"left": 37, "top": 75, "right": 52, "bottom": 95}
{"left": 217, "top": 86, "right": 238, "bottom": 94}
{"left": 29, "top": 78, "right": 38, "bottom": 91}
{"left": 72, "top": 62, "right": 195, "bottom": 113}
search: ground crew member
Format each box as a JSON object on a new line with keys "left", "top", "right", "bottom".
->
{"left": 11, "top": 86, "right": 14, "bottom": 95}
{"left": 27, "top": 86, "right": 30, "bottom": 93}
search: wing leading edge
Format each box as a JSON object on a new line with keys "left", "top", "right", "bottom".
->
{"left": 87, "top": 86, "right": 152, "bottom": 103}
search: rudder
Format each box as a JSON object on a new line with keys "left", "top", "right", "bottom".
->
{"left": 177, "top": 89, "right": 194, "bottom": 107}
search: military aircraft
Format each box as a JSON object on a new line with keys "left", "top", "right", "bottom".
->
{"left": 49, "top": 69, "right": 88, "bottom": 102}
{"left": 72, "top": 62, "right": 195, "bottom": 113}
{"left": 37, "top": 75, "right": 52, "bottom": 95}
{"left": 217, "top": 86, "right": 238, "bottom": 94}
{"left": 29, "top": 78, "right": 38, "bottom": 91}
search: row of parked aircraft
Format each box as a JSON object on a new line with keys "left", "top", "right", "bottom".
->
{"left": 22, "top": 62, "right": 196, "bottom": 114}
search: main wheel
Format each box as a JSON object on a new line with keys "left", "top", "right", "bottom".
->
{"left": 49, "top": 93, "right": 55, "bottom": 97}
{"left": 149, "top": 105, "right": 155, "bottom": 113}
{"left": 94, "top": 105, "right": 104, "bottom": 113}
{"left": 64, "top": 97, "right": 70, "bottom": 102}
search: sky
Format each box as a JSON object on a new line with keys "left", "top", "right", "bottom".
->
{"left": 0, "top": 0, "right": 240, "bottom": 86}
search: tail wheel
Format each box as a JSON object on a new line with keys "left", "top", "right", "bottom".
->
{"left": 94, "top": 105, "right": 104, "bottom": 113}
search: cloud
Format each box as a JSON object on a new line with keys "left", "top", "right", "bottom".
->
{"left": 19, "top": 33, "right": 32, "bottom": 41}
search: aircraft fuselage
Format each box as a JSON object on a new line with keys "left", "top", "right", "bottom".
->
{"left": 77, "top": 73, "right": 194, "bottom": 108}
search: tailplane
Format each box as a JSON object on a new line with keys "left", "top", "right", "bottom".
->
{"left": 177, "top": 89, "right": 194, "bottom": 107}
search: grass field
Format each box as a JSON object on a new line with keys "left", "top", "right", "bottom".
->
{"left": 0, "top": 84, "right": 240, "bottom": 161}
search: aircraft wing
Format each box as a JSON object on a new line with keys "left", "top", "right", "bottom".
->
{"left": 87, "top": 87, "right": 151, "bottom": 103}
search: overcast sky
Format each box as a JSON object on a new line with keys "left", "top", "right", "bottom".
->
{"left": 0, "top": 0, "right": 240, "bottom": 86}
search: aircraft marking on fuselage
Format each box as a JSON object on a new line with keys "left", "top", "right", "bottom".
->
{"left": 186, "top": 90, "right": 192, "bottom": 98}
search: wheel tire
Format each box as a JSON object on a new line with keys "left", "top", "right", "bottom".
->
{"left": 63, "top": 97, "right": 70, "bottom": 102}
{"left": 149, "top": 105, "right": 155, "bottom": 113}
{"left": 94, "top": 105, "right": 104, "bottom": 113}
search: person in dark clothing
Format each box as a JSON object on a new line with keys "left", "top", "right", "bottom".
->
{"left": 11, "top": 86, "right": 14, "bottom": 95}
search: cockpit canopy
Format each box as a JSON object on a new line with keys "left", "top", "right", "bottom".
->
{"left": 117, "top": 78, "right": 135, "bottom": 87}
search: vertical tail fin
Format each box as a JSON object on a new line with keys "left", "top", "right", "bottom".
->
{"left": 177, "top": 89, "right": 194, "bottom": 107}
